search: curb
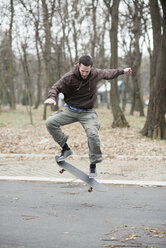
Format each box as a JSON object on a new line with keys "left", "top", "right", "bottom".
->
{"left": 0, "top": 153, "right": 166, "bottom": 159}
{"left": 0, "top": 176, "right": 166, "bottom": 187}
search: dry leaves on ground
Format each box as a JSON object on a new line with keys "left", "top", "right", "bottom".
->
{"left": 0, "top": 123, "right": 165, "bottom": 160}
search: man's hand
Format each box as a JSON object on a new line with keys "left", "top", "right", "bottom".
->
{"left": 124, "top": 68, "right": 132, "bottom": 75}
{"left": 44, "top": 98, "right": 56, "bottom": 106}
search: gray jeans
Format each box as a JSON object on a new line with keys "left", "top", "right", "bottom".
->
{"left": 45, "top": 107, "right": 102, "bottom": 164}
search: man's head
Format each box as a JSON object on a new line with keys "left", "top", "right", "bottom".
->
{"left": 78, "top": 55, "right": 93, "bottom": 80}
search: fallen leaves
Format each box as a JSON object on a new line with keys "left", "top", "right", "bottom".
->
{"left": 125, "top": 234, "right": 137, "bottom": 241}
{"left": 101, "top": 225, "right": 166, "bottom": 247}
{"left": 144, "top": 227, "right": 166, "bottom": 238}
{"left": 21, "top": 215, "right": 39, "bottom": 221}
{"left": 0, "top": 124, "right": 165, "bottom": 160}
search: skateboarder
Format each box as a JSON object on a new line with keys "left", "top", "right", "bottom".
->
{"left": 44, "top": 55, "right": 132, "bottom": 178}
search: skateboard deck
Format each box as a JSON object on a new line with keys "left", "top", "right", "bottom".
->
{"left": 55, "top": 155, "right": 107, "bottom": 192}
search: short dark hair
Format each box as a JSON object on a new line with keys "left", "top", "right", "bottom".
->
{"left": 78, "top": 55, "right": 93, "bottom": 66}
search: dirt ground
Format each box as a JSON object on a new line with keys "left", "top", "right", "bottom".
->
{"left": 0, "top": 120, "right": 166, "bottom": 180}
{"left": 0, "top": 121, "right": 165, "bottom": 157}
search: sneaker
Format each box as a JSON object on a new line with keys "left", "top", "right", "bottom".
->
{"left": 57, "top": 149, "right": 73, "bottom": 162}
{"left": 89, "top": 164, "right": 97, "bottom": 178}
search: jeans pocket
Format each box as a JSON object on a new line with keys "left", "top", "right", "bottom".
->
{"left": 91, "top": 112, "right": 100, "bottom": 129}
{"left": 51, "top": 110, "right": 63, "bottom": 116}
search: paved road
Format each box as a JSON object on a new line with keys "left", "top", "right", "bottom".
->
{"left": 0, "top": 181, "right": 166, "bottom": 248}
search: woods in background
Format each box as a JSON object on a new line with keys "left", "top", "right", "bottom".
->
{"left": 0, "top": 0, "right": 165, "bottom": 139}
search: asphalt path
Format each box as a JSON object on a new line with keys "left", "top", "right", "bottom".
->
{"left": 0, "top": 181, "right": 166, "bottom": 248}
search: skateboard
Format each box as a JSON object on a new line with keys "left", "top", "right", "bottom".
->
{"left": 55, "top": 155, "right": 107, "bottom": 192}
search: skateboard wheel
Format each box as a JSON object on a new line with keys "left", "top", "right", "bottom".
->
{"left": 88, "top": 187, "right": 93, "bottom": 192}
{"left": 59, "top": 169, "right": 65, "bottom": 174}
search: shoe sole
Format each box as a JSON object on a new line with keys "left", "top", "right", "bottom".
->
{"left": 57, "top": 152, "right": 73, "bottom": 162}
{"left": 89, "top": 174, "right": 98, "bottom": 179}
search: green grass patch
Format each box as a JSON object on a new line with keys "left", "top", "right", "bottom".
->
{"left": 0, "top": 105, "right": 146, "bottom": 130}
{"left": 0, "top": 105, "right": 51, "bottom": 127}
{"left": 96, "top": 107, "right": 146, "bottom": 130}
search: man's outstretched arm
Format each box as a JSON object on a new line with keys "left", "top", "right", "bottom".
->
{"left": 96, "top": 67, "right": 132, "bottom": 81}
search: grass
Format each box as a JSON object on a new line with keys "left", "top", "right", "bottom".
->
{"left": 0, "top": 104, "right": 147, "bottom": 131}
{"left": 145, "top": 246, "right": 157, "bottom": 248}
{"left": 0, "top": 105, "right": 51, "bottom": 127}
{"left": 97, "top": 107, "right": 146, "bottom": 130}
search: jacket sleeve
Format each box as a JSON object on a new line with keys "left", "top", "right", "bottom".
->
{"left": 47, "top": 75, "right": 68, "bottom": 100}
{"left": 97, "top": 68, "right": 124, "bottom": 81}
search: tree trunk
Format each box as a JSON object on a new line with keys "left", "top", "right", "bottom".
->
{"left": 42, "top": 0, "right": 53, "bottom": 120}
{"left": 34, "top": 32, "right": 42, "bottom": 109}
{"left": 104, "top": 83, "right": 110, "bottom": 109}
{"left": 91, "top": 0, "right": 98, "bottom": 59}
{"left": 98, "top": 13, "right": 108, "bottom": 69}
{"left": 0, "top": 77, "right": 11, "bottom": 107}
{"left": 8, "top": 0, "right": 16, "bottom": 110}
{"left": 21, "top": 44, "right": 33, "bottom": 125}
{"left": 59, "top": 0, "right": 73, "bottom": 67}
{"left": 72, "top": 0, "right": 79, "bottom": 61}
{"left": 130, "top": 0, "right": 144, "bottom": 116}
{"left": 104, "top": 0, "right": 129, "bottom": 128}
{"left": 130, "top": 56, "right": 144, "bottom": 116}
{"left": 34, "top": 2, "right": 42, "bottom": 109}
{"left": 19, "top": 0, "right": 41, "bottom": 110}
{"left": 141, "top": 0, "right": 166, "bottom": 139}
{"left": 149, "top": 0, "right": 161, "bottom": 94}
{"left": 122, "top": 79, "right": 128, "bottom": 112}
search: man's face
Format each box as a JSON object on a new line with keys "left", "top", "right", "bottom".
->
{"left": 79, "top": 64, "right": 91, "bottom": 80}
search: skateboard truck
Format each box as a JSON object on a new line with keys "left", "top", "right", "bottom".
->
{"left": 59, "top": 168, "right": 65, "bottom": 174}
{"left": 88, "top": 187, "right": 93, "bottom": 192}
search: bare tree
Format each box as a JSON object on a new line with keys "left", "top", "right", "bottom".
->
{"left": 130, "top": 0, "right": 145, "bottom": 117}
{"left": 119, "top": 0, "right": 146, "bottom": 116}
{"left": 42, "top": 0, "right": 56, "bottom": 120}
{"left": 19, "top": 0, "right": 42, "bottom": 109}
{"left": 141, "top": 0, "right": 166, "bottom": 139}
{"left": 34, "top": 13, "right": 42, "bottom": 109}
{"left": 0, "top": 34, "right": 11, "bottom": 107}
{"left": 21, "top": 43, "right": 33, "bottom": 124}
{"left": 71, "top": 0, "right": 79, "bottom": 61}
{"left": 8, "top": 0, "right": 16, "bottom": 109}
{"left": 104, "top": 0, "right": 129, "bottom": 127}
{"left": 57, "top": 0, "right": 74, "bottom": 67}
{"left": 91, "top": 0, "right": 98, "bottom": 58}
{"left": 0, "top": 0, "right": 16, "bottom": 109}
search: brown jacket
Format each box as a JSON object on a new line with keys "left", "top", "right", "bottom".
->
{"left": 48, "top": 63, "right": 124, "bottom": 109}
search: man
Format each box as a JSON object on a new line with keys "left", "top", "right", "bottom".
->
{"left": 44, "top": 55, "right": 132, "bottom": 178}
